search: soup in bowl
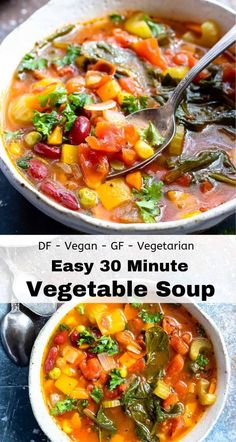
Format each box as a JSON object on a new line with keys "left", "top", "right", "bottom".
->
{"left": 1, "top": 8, "right": 236, "bottom": 227}
{"left": 38, "top": 302, "right": 219, "bottom": 442}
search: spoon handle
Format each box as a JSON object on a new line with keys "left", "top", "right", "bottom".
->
{"left": 169, "top": 24, "right": 236, "bottom": 110}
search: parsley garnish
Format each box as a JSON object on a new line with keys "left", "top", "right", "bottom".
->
{"left": 76, "top": 304, "right": 85, "bottom": 315}
{"left": 16, "top": 155, "right": 32, "bottom": 170}
{"left": 144, "top": 17, "right": 167, "bottom": 38}
{"left": 18, "top": 53, "right": 48, "bottom": 73}
{"left": 39, "top": 85, "right": 67, "bottom": 108}
{"left": 33, "top": 110, "right": 60, "bottom": 137}
{"left": 69, "top": 92, "right": 93, "bottom": 109}
{"left": 77, "top": 328, "right": 96, "bottom": 346}
{"left": 91, "top": 336, "right": 119, "bottom": 356}
{"left": 109, "top": 13, "right": 124, "bottom": 24}
{"left": 62, "top": 103, "right": 77, "bottom": 132}
{"left": 140, "top": 121, "right": 164, "bottom": 147}
{"left": 108, "top": 369, "right": 125, "bottom": 391}
{"left": 190, "top": 354, "right": 209, "bottom": 373}
{"left": 90, "top": 386, "right": 104, "bottom": 404}
{"left": 134, "top": 176, "right": 164, "bottom": 223}
{"left": 51, "top": 397, "right": 79, "bottom": 416}
{"left": 56, "top": 44, "right": 81, "bottom": 67}
{"left": 59, "top": 323, "right": 70, "bottom": 331}
{"left": 121, "top": 95, "right": 148, "bottom": 115}
{"left": 4, "top": 130, "right": 24, "bottom": 143}
{"left": 131, "top": 303, "right": 142, "bottom": 308}
{"left": 139, "top": 309, "right": 163, "bottom": 323}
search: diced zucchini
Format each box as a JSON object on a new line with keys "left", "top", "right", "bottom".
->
{"left": 153, "top": 379, "right": 171, "bottom": 399}
{"left": 169, "top": 125, "right": 185, "bottom": 156}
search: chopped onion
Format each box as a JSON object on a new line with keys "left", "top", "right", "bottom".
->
{"left": 103, "top": 400, "right": 121, "bottom": 408}
{"left": 127, "top": 343, "right": 142, "bottom": 355}
{"left": 50, "top": 393, "right": 61, "bottom": 406}
{"left": 97, "top": 353, "right": 116, "bottom": 372}
{"left": 84, "top": 100, "right": 117, "bottom": 111}
{"left": 103, "top": 110, "right": 126, "bottom": 124}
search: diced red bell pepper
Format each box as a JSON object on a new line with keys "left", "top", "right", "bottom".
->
{"left": 200, "top": 180, "right": 214, "bottom": 193}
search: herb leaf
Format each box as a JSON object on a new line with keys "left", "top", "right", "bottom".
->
{"left": 77, "top": 328, "right": 96, "bottom": 346}
{"left": 121, "top": 95, "right": 148, "bottom": 115}
{"left": 56, "top": 44, "right": 81, "bottom": 67}
{"left": 90, "top": 386, "right": 104, "bottom": 404}
{"left": 18, "top": 53, "right": 48, "bottom": 73}
{"left": 16, "top": 155, "right": 32, "bottom": 170}
{"left": 62, "top": 103, "right": 77, "bottom": 132}
{"left": 4, "top": 130, "right": 24, "bottom": 143}
{"left": 134, "top": 177, "right": 163, "bottom": 223}
{"left": 139, "top": 309, "right": 163, "bottom": 324}
{"left": 190, "top": 354, "right": 209, "bottom": 373}
{"left": 51, "top": 397, "right": 79, "bottom": 416}
{"left": 91, "top": 336, "right": 119, "bottom": 356}
{"left": 33, "top": 110, "right": 60, "bottom": 137}
{"left": 39, "top": 85, "right": 68, "bottom": 108}
{"left": 69, "top": 92, "right": 93, "bottom": 109}
{"left": 59, "top": 323, "right": 70, "bottom": 331}
{"left": 108, "top": 369, "right": 125, "bottom": 391}
{"left": 140, "top": 122, "right": 164, "bottom": 147}
{"left": 109, "top": 13, "right": 124, "bottom": 24}
{"left": 76, "top": 304, "right": 85, "bottom": 315}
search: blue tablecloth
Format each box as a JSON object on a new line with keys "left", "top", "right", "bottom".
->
{"left": 0, "top": 303, "right": 235, "bottom": 442}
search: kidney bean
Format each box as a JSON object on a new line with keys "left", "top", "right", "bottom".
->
{"left": 70, "top": 330, "right": 79, "bottom": 346}
{"left": 69, "top": 116, "right": 91, "bottom": 145}
{"left": 79, "top": 357, "right": 102, "bottom": 381}
{"left": 44, "top": 346, "right": 58, "bottom": 372}
{"left": 54, "top": 330, "right": 68, "bottom": 345}
{"left": 40, "top": 181, "right": 79, "bottom": 211}
{"left": 34, "top": 142, "right": 61, "bottom": 160}
{"left": 27, "top": 159, "right": 48, "bottom": 181}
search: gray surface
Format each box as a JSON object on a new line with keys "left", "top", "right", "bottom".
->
{"left": 0, "top": 303, "right": 235, "bottom": 442}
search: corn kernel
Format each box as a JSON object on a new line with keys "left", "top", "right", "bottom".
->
{"left": 76, "top": 325, "right": 86, "bottom": 333}
{"left": 49, "top": 367, "right": 61, "bottom": 380}
{"left": 134, "top": 140, "right": 154, "bottom": 159}
{"left": 120, "top": 367, "right": 128, "bottom": 378}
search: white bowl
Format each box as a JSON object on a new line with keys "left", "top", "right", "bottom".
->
{"left": 0, "top": 0, "right": 235, "bottom": 234}
{"left": 29, "top": 296, "right": 230, "bottom": 442}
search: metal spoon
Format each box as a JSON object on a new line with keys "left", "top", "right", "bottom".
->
{"left": 109, "top": 24, "right": 236, "bottom": 178}
{"left": 1, "top": 299, "right": 35, "bottom": 366}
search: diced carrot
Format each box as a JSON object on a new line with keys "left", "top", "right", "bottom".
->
{"left": 166, "top": 354, "right": 185, "bottom": 377}
{"left": 124, "top": 304, "right": 139, "bottom": 320}
{"left": 174, "top": 380, "right": 188, "bottom": 400}
{"left": 124, "top": 124, "right": 140, "bottom": 146}
{"left": 112, "top": 28, "right": 136, "bottom": 47}
{"left": 209, "top": 379, "right": 216, "bottom": 394}
{"left": 200, "top": 180, "right": 214, "bottom": 193}
{"left": 126, "top": 171, "right": 142, "bottom": 191}
{"left": 170, "top": 334, "right": 189, "bottom": 355}
{"left": 162, "top": 316, "right": 179, "bottom": 335}
{"left": 133, "top": 38, "right": 168, "bottom": 70}
{"left": 119, "top": 352, "right": 137, "bottom": 368}
{"left": 66, "top": 76, "right": 86, "bottom": 93}
{"left": 173, "top": 53, "right": 189, "bottom": 66}
{"left": 121, "top": 148, "right": 138, "bottom": 166}
{"left": 128, "top": 358, "right": 145, "bottom": 374}
{"left": 163, "top": 393, "right": 179, "bottom": 411}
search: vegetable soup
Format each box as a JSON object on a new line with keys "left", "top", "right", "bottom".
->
{"left": 3, "top": 12, "right": 236, "bottom": 223}
{"left": 41, "top": 303, "right": 217, "bottom": 441}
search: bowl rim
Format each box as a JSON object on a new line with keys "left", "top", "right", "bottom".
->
{"left": 28, "top": 296, "right": 230, "bottom": 442}
{"left": 0, "top": 0, "right": 235, "bottom": 234}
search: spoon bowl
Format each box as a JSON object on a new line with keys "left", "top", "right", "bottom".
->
{"left": 1, "top": 303, "right": 35, "bottom": 366}
{"left": 109, "top": 23, "right": 236, "bottom": 178}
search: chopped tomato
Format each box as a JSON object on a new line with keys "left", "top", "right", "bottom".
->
{"left": 200, "top": 180, "right": 214, "bottom": 193}
{"left": 78, "top": 144, "right": 109, "bottom": 188}
{"left": 176, "top": 173, "right": 193, "bottom": 187}
{"left": 86, "top": 122, "right": 126, "bottom": 153}
{"left": 119, "top": 77, "right": 139, "bottom": 95}
{"left": 170, "top": 334, "right": 189, "bottom": 355}
{"left": 121, "top": 148, "right": 138, "bottom": 166}
{"left": 112, "top": 28, "right": 136, "bottom": 47}
{"left": 169, "top": 416, "right": 185, "bottom": 438}
{"left": 173, "top": 53, "right": 189, "bottom": 66}
{"left": 133, "top": 38, "right": 168, "bottom": 70}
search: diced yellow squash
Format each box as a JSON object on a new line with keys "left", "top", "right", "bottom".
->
{"left": 181, "top": 211, "right": 201, "bottom": 219}
{"left": 183, "top": 20, "right": 220, "bottom": 48}
{"left": 167, "top": 191, "right": 197, "bottom": 210}
{"left": 164, "top": 66, "right": 189, "bottom": 80}
{"left": 169, "top": 125, "right": 185, "bottom": 156}
{"left": 85, "top": 304, "right": 108, "bottom": 324}
{"left": 62, "top": 346, "right": 82, "bottom": 364}
{"left": 97, "top": 79, "right": 121, "bottom": 101}
{"left": 111, "top": 435, "right": 125, "bottom": 442}
{"left": 125, "top": 13, "right": 152, "bottom": 38}
{"left": 119, "top": 352, "right": 137, "bottom": 368}
{"left": 61, "top": 144, "right": 79, "bottom": 164}
{"left": 64, "top": 315, "right": 78, "bottom": 327}
{"left": 97, "top": 178, "right": 132, "bottom": 211}
{"left": 8, "top": 141, "right": 22, "bottom": 157}
{"left": 55, "top": 373, "right": 78, "bottom": 395}
{"left": 48, "top": 126, "right": 63, "bottom": 145}
{"left": 10, "top": 94, "right": 35, "bottom": 124}
{"left": 134, "top": 140, "right": 154, "bottom": 160}
{"left": 70, "top": 388, "right": 89, "bottom": 400}
{"left": 97, "top": 308, "right": 127, "bottom": 335}
{"left": 62, "top": 420, "right": 73, "bottom": 434}
{"left": 184, "top": 402, "right": 198, "bottom": 427}
{"left": 32, "top": 77, "right": 62, "bottom": 94}
{"left": 70, "top": 412, "right": 82, "bottom": 429}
